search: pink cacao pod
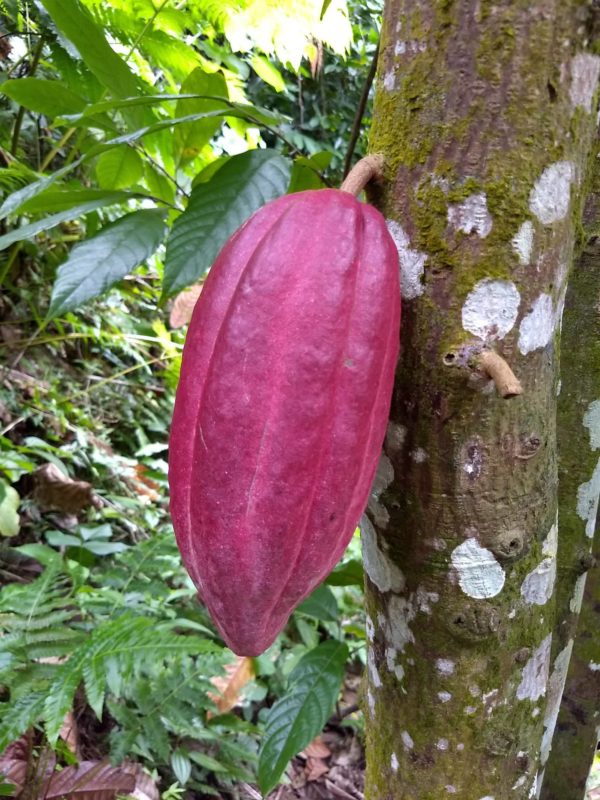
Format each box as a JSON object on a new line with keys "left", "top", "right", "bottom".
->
{"left": 169, "top": 188, "right": 400, "bottom": 655}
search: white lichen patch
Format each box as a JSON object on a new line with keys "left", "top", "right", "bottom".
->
{"left": 386, "top": 219, "right": 428, "bottom": 300}
{"left": 542, "top": 521, "right": 558, "bottom": 558}
{"left": 520, "top": 558, "right": 556, "bottom": 606}
{"left": 438, "top": 691, "right": 452, "bottom": 703}
{"left": 540, "top": 640, "right": 574, "bottom": 765}
{"left": 589, "top": 662, "right": 600, "bottom": 671}
{"left": 391, "top": 752, "right": 399, "bottom": 772}
{"left": 446, "top": 786, "right": 457, "bottom": 794}
{"left": 456, "top": 743, "right": 464, "bottom": 751}
{"left": 512, "top": 776, "right": 527, "bottom": 790}
{"left": 387, "top": 595, "right": 417, "bottom": 652}
{"left": 576, "top": 458, "right": 600, "bottom": 538}
{"left": 366, "top": 615, "right": 375, "bottom": 642}
{"left": 401, "top": 730, "right": 414, "bottom": 751}
{"left": 451, "top": 538, "right": 506, "bottom": 599}
{"left": 410, "top": 447, "right": 428, "bottom": 463}
{"left": 385, "top": 422, "right": 407, "bottom": 455}
{"left": 512, "top": 220, "right": 534, "bottom": 265}
{"left": 464, "top": 706, "right": 477, "bottom": 715}
{"left": 383, "top": 67, "right": 395, "bottom": 92}
{"left": 583, "top": 400, "right": 600, "bottom": 450}
{"left": 569, "top": 53, "right": 600, "bottom": 113}
{"left": 415, "top": 586, "right": 440, "bottom": 614}
{"left": 479, "top": 796, "right": 495, "bottom": 800}
{"left": 385, "top": 646, "right": 396, "bottom": 673}
{"left": 437, "top": 738, "right": 449, "bottom": 750}
{"left": 516, "top": 634, "right": 552, "bottom": 702}
{"left": 469, "top": 685, "right": 482, "bottom": 697}
{"left": 368, "top": 649, "right": 382, "bottom": 688}
{"left": 447, "top": 192, "right": 493, "bottom": 238}
{"left": 361, "top": 515, "right": 406, "bottom": 592}
{"left": 529, "top": 161, "right": 575, "bottom": 225}
{"left": 518, "top": 294, "right": 555, "bottom": 355}
{"left": 368, "top": 454, "right": 394, "bottom": 528}
{"left": 367, "top": 688, "right": 376, "bottom": 715}
{"left": 570, "top": 574, "right": 587, "bottom": 614}
{"left": 461, "top": 278, "right": 521, "bottom": 341}
{"left": 436, "top": 658, "right": 455, "bottom": 676}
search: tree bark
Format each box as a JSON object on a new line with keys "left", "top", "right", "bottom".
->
{"left": 540, "top": 145, "right": 600, "bottom": 799}
{"left": 362, "top": 1, "right": 600, "bottom": 797}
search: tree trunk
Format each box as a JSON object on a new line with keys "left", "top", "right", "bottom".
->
{"left": 540, "top": 144, "right": 600, "bottom": 799}
{"left": 362, "top": 1, "right": 600, "bottom": 797}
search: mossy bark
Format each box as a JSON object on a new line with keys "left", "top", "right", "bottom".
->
{"left": 540, "top": 146, "right": 600, "bottom": 800}
{"left": 363, "top": 1, "right": 600, "bottom": 798}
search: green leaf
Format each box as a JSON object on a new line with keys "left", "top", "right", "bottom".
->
{"left": 258, "top": 641, "right": 348, "bottom": 795}
{"left": 326, "top": 559, "right": 364, "bottom": 586}
{"left": 250, "top": 55, "right": 286, "bottom": 93}
{"left": 0, "top": 157, "right": 87, "bottom": 220}
{"left": 0, "top": 481, "right": 20, "bottom": 538}
{"left": 296, "top": 584, "right": 338, "bottom": 622}
{"left": 2, "top": 78, "right": 86, "bottom": 117}
{"left": 320, "top": 0, "right": 334, "bottom": 19}
{"left": 95, "top": 146, "right": 143, "bottom": 190}
{"left": 18, "top": 188, "right": 132, "bottom": 215}
{"left": 171, "top": 749, "right": 191, "bottom": 785}
{"left": 47, "top": 209, "right": 167, "bottom": 319}
{"left": 38, "top": 0, "right": 139, "bottom": 105}
{"left": 163, "top": 149, "right": 291, "bottom": 296}
{"left": 45, "top": 531, "right": 82, "bottom": 548}
{"left": 174, "top": 68, "right": 228, "bottom": 166}
{"left": 0, "top": 192, "right": 128, "bottom": 251}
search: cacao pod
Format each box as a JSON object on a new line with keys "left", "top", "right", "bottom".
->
{"left": 169, "top": 188, "right": 400, "bottom": 655}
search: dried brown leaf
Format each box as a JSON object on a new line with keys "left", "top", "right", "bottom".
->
{"left": 32, "top": 463, "right": 101, "bottom": 515}
{"left": 59, "top": 710, "right": 81, "bottom": 757}
{"left": 45, "top": 759, "right": 135, "bottom": 799}
{"left": 208, "top": 656, "right": 255, "bottom": 714}
{"left": 305, "top": 757, "right": 330, "bottom": 782}
{"left": 169, "top": 284, "right": 203, "bottom": 328}
{"left": 303, "top": 737, "right": 331, "bottom": 760}
{"left": 0, "top": 758, "right": 26, "bottom": 792}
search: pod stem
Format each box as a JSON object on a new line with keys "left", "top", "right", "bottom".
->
{"left": 340, "top": 154, "right": 384, "bottom": 196}
{"left": 478, "top": 350, "right": 523, "bottom": 398}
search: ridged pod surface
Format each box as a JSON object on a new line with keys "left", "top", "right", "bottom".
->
{"left": 169, "top": 188, "right": 401, "bottom": 655}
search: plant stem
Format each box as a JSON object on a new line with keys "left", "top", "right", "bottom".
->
{"left": 10, "top": 37, "right": 45, "bottom": 156}
{"left": 343, "top": 40, "right": 380, "bottom": 178}
{"left": 339, "top": 154, "right": 384, "bottom": 196}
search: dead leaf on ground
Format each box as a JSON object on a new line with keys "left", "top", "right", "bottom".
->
{"left": 209, "top": 655, "right": 255, "bottom": 714}
{"left": 302, "top": 737, "right": 331, "bottom": 760}
{"left": 32, "top": 463, "right": 101, "bottom": 515}
{"left": 169, "top": 284, "right": 203, "bottom": 328}
{"left": 305, "top": 757, "right": 329, "bottom": 782}
{"left": 59, "top": 709, "right": 81, "bottom": 758}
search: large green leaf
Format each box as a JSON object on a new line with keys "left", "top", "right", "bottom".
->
{"left": 163, "top": 149, "right": 291, "bottom": 297}
{"left": 38, "top": 0, "right": 140, "bottom": 104}
{"left": 258, "top": 640, "right": 348, "bottom": 795}
{"left": 174, "top": 68, "right": 228, "bottom": 167}
{"left": 2, "top": 78, "right": 86, "bottom": 117}
{"left": 296, "top": 584, "right": 338, "bottom": 622}
{"left": 0, "top": 481, "right": 20, "bottom": 538}
{"left": 47, "top": 209, "right": 167, "bottom": 319}
{"left": 95, "top": 146, "right": 144, "bottom": 190}
{"left": 0, "top": 193, "right": 129, "bottom": 251}
{"left": 250, "top": 55, "right": 286, "bottom": 92}
{"left": 18, "top": 188, "right": 133, "bottom": 215}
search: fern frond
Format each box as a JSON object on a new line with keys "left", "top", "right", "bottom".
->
{"left": 0, "top": 691, "right": 46, "bottom": 752}
{"left": 44, "top": 614, "right": 220, "bottom": 744}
